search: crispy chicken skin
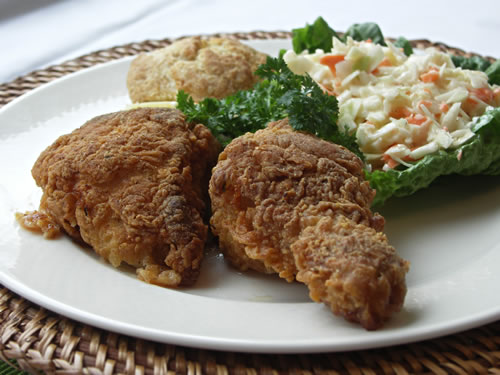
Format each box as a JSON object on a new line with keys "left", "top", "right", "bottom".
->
{"left": 209, "top": 119, "right": 409, "bottom": 329}
{"left": 31, "top": 107, "right": 220, "bottom": 287}
{"left": 127, "top": 36, "right": 267, "bottom": 103}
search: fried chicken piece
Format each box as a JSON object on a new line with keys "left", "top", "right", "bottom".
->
{"left": 209, "top": 119, "right": 409, "bottom": 329}
{"left": 127, "top": 36, "right": 267, "bottom": 103}
{"left": 31, "top": 107, "right": 220, "bottom": 287}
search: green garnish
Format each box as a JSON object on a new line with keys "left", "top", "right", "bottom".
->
{"left": 291, "top": 17, "right": 339, "bottom": 54}
{"left": 451, "top": 55, "right": 492, "bottom": 72}
{"left": 177, "top": 56, "right": 363, "bottom": 159}
{"left": 393, "top": 37, "right": 413, "bottom": 56}
{"left": 485, "top": 60, "right": 500, "bottom": 85}
{"left": 292, "top": 17, "right": 413, "bottom": 56}
{"left": 343, "top": 22, "right": 387, "bottom": 46}
{"left": 451, "top": 55, "right": 500, "bottom": 85}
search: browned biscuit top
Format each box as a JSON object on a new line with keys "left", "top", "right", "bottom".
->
{"left": 127, "top": 37, "right": 268, "bottom": 103}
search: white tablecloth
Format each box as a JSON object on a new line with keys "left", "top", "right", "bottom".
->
{"left": 1, "top": 0, "right": 499, "bottom": 84}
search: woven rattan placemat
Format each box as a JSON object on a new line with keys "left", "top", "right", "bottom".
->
{"left": 1, "top": 32, "right": 499, "bottom": 375}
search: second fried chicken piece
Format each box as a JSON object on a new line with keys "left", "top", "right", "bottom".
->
{"left": 209, "top": 119, "right": 409, "bottom": 329}
{"left": 32, "top": 108, "right": 220, "bottom": 287}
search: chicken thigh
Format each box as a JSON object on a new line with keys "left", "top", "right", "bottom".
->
{"left": 31, "top": 107, "right": 220, "bottom": 287}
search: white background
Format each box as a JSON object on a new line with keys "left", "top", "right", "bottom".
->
{"left": 1, "top": 0, "right": 499, "bottom": 84}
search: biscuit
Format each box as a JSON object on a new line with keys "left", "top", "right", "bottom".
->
{"left": 127, "top": 37, "right": 267, "bottom": 103}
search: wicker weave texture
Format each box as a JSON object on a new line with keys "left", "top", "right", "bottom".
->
{"left": 2, "top": 286, "right": 500, "bottom": 375}
{"left": 0, "top": 31, "right": 495, "bottom": 108}
{"left": 0, "top": 31, "right": 499, "bottom": 375}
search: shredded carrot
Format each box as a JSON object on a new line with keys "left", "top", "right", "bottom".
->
{"left": 389, "top": 106, "right": 411, "bottom": 119}
{"left": 418, "top": 100, "right": 433, "bottom": 109}
{"left": 382, "top": 154, "right": 399, "bottom": 169}
{"left": 406, "top": 114, "right": 427, "bottom": 125}
{"left": 319, "top": 55, "right": 345, "bottom": 75}
{"left": 386, "top": 143, "right": 398, "bottom": 150}
{"left": 401, "top": 146, "right": 421, "bottom": 162}
{"left": 462, "top": 88, "right": 493, "bottom": 114}
{"left": 439, "top": 102, "right": 449, "bottom": 112}
{"left": 378, "top": 58, "right": 392, "bottom": 67}
{"left": 470, "top": 87, "right": 494, "bottom": 104}
{"left": 466, "top": 96, "right": 478, "bottom": 106}
{"left": 494, "top": 87, "right": 500, "bottom": 105}
{"left": 372, "top": 58, "right": 392, "bottom": 74}
{"left": 420, "top": 67, "right": 439, "bottom": 83}
{"left": 412, "top": 122, "right": 431, "bottom": 146}
{"left": 318, "top": 83, "right": 336, "bottom": 96}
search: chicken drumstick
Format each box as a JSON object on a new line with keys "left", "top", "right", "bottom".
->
{"left": 209, "top": 119, "right": 409, "bottom": 329}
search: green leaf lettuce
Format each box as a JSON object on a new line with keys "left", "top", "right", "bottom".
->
{"left": 366, "top": 107, "right": 500, "bottom": 206}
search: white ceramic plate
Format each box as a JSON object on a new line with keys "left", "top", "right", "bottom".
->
{"left": 1, "top": 39, "right": 500, "bottom": 354}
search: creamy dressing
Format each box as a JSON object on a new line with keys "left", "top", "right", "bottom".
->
{"left": 284, "top": 37, "right": 500, "bottom": 170}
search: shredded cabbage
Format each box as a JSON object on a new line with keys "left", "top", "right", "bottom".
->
{"left": 284, "top": 38, "right": 500, "bottom": 171}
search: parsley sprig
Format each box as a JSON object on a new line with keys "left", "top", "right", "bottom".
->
{"left": 176, "top": 56, "right": 363, "bottom": 159}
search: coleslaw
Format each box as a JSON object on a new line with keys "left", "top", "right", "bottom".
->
{"left": 284, "top": 37, "right": 500, "bottom": 171}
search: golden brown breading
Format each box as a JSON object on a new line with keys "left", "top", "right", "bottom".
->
{"left": 32, "top": 107, "right": 220, "bottom": 287}
{"left": 209, "top": 119, "right": 409, "bottom": 329}
{"left": 127, "top": 37, "right": 267, "bottom": 103}
{"left": 292, "top": 214, "right": 408, "bottom": 330}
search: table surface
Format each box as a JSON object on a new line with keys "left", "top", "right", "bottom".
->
{"left": 1, "top": 0, "right": 499, "bottom": 84}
